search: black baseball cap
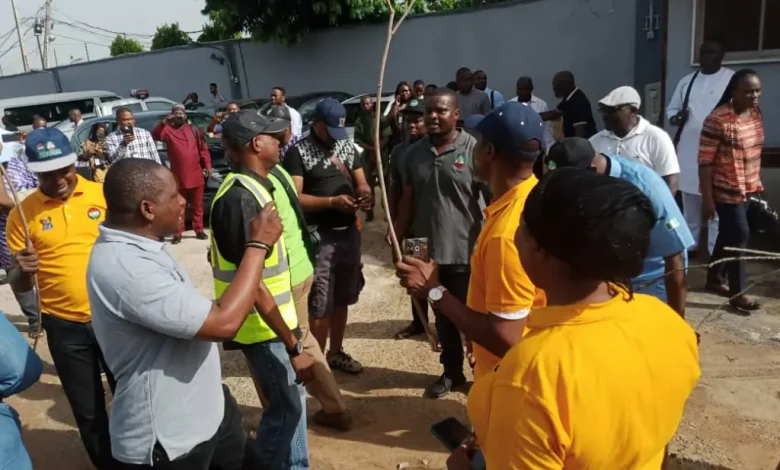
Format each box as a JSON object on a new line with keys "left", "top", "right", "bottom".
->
{"left": 221, "top": 110, "right": 289, "bottom": 146}
{"left": 266, "top": 104, "right": 292, "bottom": 121}
{"left": 545, "top": 137, "right": 597, "bottom": 171}
{"left": 313, "top": 98, "right": 348, "bottom": 140}
{"left": 401, "top": 98, "right": 425, "bottom": 115}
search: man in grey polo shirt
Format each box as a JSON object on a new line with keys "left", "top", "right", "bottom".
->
{"left": 86, "top": 158, "right": 283, "bottom": 469}
{"left": 394, "top": 87, "right": 486, "bottom": 398}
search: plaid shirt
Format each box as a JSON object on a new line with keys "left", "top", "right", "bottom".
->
{"left": 280, "top": 134, "right": 303, "bottom": 161}
{"left": 104, "top": 127, "right": 161, "bottom": 164}
{"left": 0, "top": 158, "right": 39, "bottom": 270}
{"left": 698, "top": 104, "right": 764, "bottom": 204}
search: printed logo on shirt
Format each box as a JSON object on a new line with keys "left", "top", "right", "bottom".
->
{"left": 40, "top": 216, "right": 53, "bottom": 231}
{"left": 87, "top": 207, "right": 101, "bottom": 220}
{"left": 453, "top": 154, "right": 466, "bottom": 171}
{"left": 665, "top": 218, "right": 680, "bottom": 231}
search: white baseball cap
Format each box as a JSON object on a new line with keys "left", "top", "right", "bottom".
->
{"left": 599, "top": 86, "right": 642, "bottom": 108}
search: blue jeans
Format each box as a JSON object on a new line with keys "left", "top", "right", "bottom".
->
{"left": 0, "top": 407, "right": 32, "bottom": 470}
{"left": 243, "top": 341, "right": 309, "bottom": 470}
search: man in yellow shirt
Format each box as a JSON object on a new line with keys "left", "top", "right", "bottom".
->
{"left": 7, "top": 128, "right": 121, "bottom": 469}
{"left": 396, "top": 102, "right": 545, "bottom": 379}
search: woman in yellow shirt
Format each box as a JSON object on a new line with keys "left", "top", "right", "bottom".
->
{"left": 413, "top": 168, "right": 700, "bottom": 469}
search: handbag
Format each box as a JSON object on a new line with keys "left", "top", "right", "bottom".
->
{"left": 746, "top": 192, "right": 779, "bottom": 234}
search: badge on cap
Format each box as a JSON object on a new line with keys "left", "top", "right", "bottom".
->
{"left": 547, "top": 160, "right": 557, "bottom": 170}
{"left": 410, "top": 99, "right": 419, "bottom": 107}
{"left": 88, "top": 207, "right": 102, "bottom": 220}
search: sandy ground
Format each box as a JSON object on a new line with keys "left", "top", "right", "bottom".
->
{"left": 3, "top": 205, "right": 780, "bottom": 470}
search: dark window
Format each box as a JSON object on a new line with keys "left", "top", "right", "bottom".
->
{"left": 696, "top": 0, "right": 780, "bottom": 61}
{"left": 6, "top": 98, "right": 96, "bottom": 128}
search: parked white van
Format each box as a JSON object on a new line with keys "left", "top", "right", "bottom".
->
{"left": 0, "top": 91, "right": 122, "bottom": 132}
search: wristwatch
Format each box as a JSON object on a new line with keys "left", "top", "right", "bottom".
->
{"left": 287, "top": 341, "right": 303, "bottom": 357}
{"left": 427, "top": 286, "right": 448, "bottom": 306}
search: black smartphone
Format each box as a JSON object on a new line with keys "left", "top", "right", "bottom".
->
{"left": 1, "top": 132, "right": 22, "bottom": 143}
{"left": 430, "top": 417, "right": 471, "bottom": 452}
{"left": 121, "top": 126, "right": 133, "bottom": 135}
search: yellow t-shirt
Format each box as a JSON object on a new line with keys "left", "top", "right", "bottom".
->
{"left": 467, "top": 292, "right": 700, "bottom": 469}
{"left": 466, "top": 176, "right": 546, "bottom": 379}
{"left": 6, "top": 176, "right": 106, "bottom": 323}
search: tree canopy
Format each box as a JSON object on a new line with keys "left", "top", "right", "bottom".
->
{"left": 198, "top": 11, "right": 243, "bottom": 43}
{"left": 202, "top": 0, "right": 504, "bottom": 44}
{"left": 151, "top": 23, "right": 193, "bottom": 50}
{"left": 110, "top": 36, "right": 146, "bottom": 56}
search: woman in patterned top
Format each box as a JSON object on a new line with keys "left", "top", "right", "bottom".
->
{"left": 698, "top": 69, "right": 763, "bottom": 311}
{"left": 79, "top": 123, "right": 110, "bottom": 183}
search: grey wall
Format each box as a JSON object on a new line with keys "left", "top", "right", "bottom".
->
{"left": 0, "top": 0, "right": 637, "bottom": 121}
{"left": 666, "top": 0, "right": 780, "bottom": 146}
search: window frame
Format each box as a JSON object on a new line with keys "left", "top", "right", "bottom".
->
{"left": 691, "top": 0, "right": 780, "bottom": 65}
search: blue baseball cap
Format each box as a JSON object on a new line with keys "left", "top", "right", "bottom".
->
{"left": 313, "top": 98, "right": 348, "bottom": 140}
{"left": 463, "top": 114, "right": 485, "bottom": 130}
{"left": 25, "top": 128, "right": 77, "bottom": 173}
{"left": 475, "top": 102, "right": 544, "bottom": 159}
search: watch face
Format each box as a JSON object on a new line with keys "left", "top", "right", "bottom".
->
{"left": 429, "top": 287, "right": 444, "bottom": 302}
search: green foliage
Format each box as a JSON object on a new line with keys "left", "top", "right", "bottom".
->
{"left": 151, "top": 23, "right": 193, "bottom": 51}
{"left": 109, "top": 35, "right": 145, "bottom": 56}
{"left": 198, "top": 11, "right": 242, "bottom": 43}
{"left": 202, "top": 0, "right": 507, "bottom": 44}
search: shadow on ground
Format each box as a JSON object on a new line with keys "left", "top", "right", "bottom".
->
{"left": 667, "top": 454, "right": 738, "bottom": 470}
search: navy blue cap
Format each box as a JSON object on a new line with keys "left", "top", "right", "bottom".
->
{"left": 463, "top": 114, "right": 485, "bottom": 130}
{"left": 475, "top": 102, "right": 544, "bottom": 158}
{"left": 313, "top": 98, "right": 348, "bottom": 140}
{"left": 25, "top": 128, "right": 77, "bottom": 173}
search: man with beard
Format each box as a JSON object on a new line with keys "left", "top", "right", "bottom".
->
{"left": 152, "top": 104, "right": 212, "bottom": 244}
{"left": 386, "top": 98, "right": 430, "bottom": 340}
{"left": 394, "top": 88, "right": 484, "bottom": 398}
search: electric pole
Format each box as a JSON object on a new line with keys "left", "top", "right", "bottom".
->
{"left": 84, "top": 43, "right": 90, "bottom": 61}
{"left": 10, "top": 0, "right": 30, "bottom": 72}
{"left": 42, "top": 0, "right": 53, "bottom": 69}
{"left": 53, "top": 48, "right": 59, "bottom": 67}
{"left": 34, "top": 19, "right": 45, "bottom": 69}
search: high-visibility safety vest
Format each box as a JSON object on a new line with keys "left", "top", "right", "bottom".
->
{"left": 210, "top": 173, "right": 298, "bottom": 345}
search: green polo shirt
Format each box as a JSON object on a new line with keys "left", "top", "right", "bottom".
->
{"left": 269, "top": 167, "right": 314, "bottom": 286}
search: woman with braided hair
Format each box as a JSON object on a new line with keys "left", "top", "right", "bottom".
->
{"left": 433, "top": 168, "right": 700, "bottom": 469}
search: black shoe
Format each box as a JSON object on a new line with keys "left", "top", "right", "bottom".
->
{"left": 195, "top": 232, "right": 208, "bottom": 240}
{"left": 171, "top": 237, "right": 182, "bottom": 245}
{"left": 424, "top": 374, "right": 466, "bottom": 399}
{"left": 366, "top": 210, "right": 375, "bottom": 222}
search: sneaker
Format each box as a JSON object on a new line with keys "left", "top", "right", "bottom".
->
{"left": 424, "top": 374, "right": 466, "bottom": 399}
{"left": 195, "top": 232, "right": 209, "bottom": 240}
{"left": 313, "top": 409, "right": 352, "bottom": 431}
{"left": 171, "top": 237, "right": 182, "bottom": 245}
{"left": 327, "top": 350, "right": 363, "bottom": 374}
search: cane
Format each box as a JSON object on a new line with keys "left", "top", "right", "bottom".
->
{"left": 0, "top": 163, "right": 43, "bottom": 351}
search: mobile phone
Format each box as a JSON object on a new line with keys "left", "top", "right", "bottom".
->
{"left": 121, "top": 126, "right": 133, "bottom": 135}
{"left": 430, "top": 418, "right": 486, "bottom": 470}
{"left": 403, "top": 237, "right": 429, "bottom": 262}
{"left": 430, "top": 417, "right": 471, "bottom": 452}
{"left": 1, "top": 132, "right": 22, "bottom": 143}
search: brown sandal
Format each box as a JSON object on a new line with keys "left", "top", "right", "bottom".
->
{"left": 730, "top": 296, "right": 761, "bottom": 312}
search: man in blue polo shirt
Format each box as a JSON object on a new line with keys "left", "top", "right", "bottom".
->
{"left": 543, "top": 137, "right": 694, "bottom": 317}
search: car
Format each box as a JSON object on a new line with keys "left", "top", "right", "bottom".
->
{"left": 341, "top": 92, "right": 396, "bottom": 156}
{"left": 71, "top": 110, "right": 230, "bottom": 223}
{"left": 258, "top": 91, "right": 353, "bottom": 127}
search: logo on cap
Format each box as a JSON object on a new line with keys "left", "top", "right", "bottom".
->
{"left": 547, "top": 160, "right": 557, "bottom": 170}
{"left": 87, "top": 207, "right": 101, "bottom": 220}
{"left": 37, "top": 141, "right": 63, "bottom": 159}
{"left": 410, "top": 99, "right": 419, "bottom": 107}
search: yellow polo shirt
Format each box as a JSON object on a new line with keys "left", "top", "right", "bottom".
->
{"left": 466, "top": 176, "right": 545, "bottom": 379}
{"left": 467, "top": 292, "right": 701, "bottom": 469}
{"left": 6, "top": 176, "right": 106, "bottom": 323}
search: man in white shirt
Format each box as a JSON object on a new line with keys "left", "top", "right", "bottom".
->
{"left": 667, "top": 39, "right": 733, "bottom": 255}
{"left": 271, "top": 87, "right": 302, "bottom": 136}
{"left": 68, "top": 109, "right": 84, "bottom": 129}
{"left": 209, "top": 82, "right": 227, "bottom": 106}
{"left": 509, "top": 76, "right": 555, "bottom": 150}
{"left": 473, "top": 70, "right": 505, "bottom": 109}
{"left": 590, "top": 86, "right": 680, "bottom": 193}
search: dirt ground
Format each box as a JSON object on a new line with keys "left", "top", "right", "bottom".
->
{"left": 3, "top": 206, "right": 780, "bottom": 470}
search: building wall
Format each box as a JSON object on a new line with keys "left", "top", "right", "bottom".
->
{"left": 665, "top": 0, "right": 780, "bottom": 146}
{"left": 0, "top": 0, "right": 637, "bottom": 119}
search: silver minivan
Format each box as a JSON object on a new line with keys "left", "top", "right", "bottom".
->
{"left": 0, "top": 91, "right": 122, "bottom": 132}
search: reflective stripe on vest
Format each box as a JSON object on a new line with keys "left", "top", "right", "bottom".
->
{"left": 210, "top": 172, "right": 298, "bottom": 344}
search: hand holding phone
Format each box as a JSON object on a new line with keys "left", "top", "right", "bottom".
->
{"left": 431, "top": 418, "right": 486, "bottom": 470}
{"left": 1, "top": 132, "right": 22, "bottom": 143}
{"left": 403, "top": 238, "right": 429, "bottom": 262}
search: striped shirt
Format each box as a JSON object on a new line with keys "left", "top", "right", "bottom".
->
{"left": 698, "top": 104, "right": 764, "bottom": 204}
{"left": 104, "top": 128, "right": 161, "bottom": 164}
{"left": 280, "top": 134, "right": 303, "bottom": 161}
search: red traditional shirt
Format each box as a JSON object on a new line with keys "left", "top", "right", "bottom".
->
{"left": 152, "top": 122, "right": 211, "bottom": 189}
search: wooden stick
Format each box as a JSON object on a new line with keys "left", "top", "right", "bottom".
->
{"left": 0, "top": 163, "right": 43, "bottom": 351}
{"left": 374, "top": 0, "right": 437, "bottom": 351}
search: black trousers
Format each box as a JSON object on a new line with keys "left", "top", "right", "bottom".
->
{"left": 41, "top": 314, "right": 122, "bottom": 470}
{"left": 124, "top": 385, "right": 248, "bottom": 470}
{"left": 436, "top": 265, "right": 469, "bottom": 381}
{"left": 708, "top": 200, "right": 751, "bottom": 296}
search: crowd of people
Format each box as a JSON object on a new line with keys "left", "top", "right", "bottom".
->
{"left": 0, "top": 35, "right": 770, "bottom": 469}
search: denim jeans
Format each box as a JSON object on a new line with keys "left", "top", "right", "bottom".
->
{"left": 243, "top": 341, "right": 309, "bottom": 470}
{"left": 41, "top": 314, "right": 122, "bottom": 470}
{"left": 708, "top": 200, "right": 750, "bottom": 296}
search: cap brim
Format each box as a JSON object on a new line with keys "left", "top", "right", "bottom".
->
{"left": 259, "top": 119, "right": 290, "bottom": 135}
{"left": 326, "top": 125, "right": 349, "bottom": 140}
{"left": 26, "top": 153, "right": 77, "bottom": 173}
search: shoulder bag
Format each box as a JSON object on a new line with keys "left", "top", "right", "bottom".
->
{"left": 672, "top": 71, "right": 700, "bottom": 148}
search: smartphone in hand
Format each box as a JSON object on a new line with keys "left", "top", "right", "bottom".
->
{"left": 403, "top": 237, "right": 429, "bottom": 262}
